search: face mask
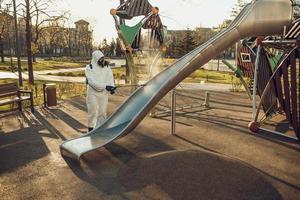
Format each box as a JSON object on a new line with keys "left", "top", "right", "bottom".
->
{"left": 97, "top": 57, "right": 104, "bottom": 67}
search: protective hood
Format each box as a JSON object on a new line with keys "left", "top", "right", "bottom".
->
{"left": 91, "top": 50, "right": 104, "bottom": 67}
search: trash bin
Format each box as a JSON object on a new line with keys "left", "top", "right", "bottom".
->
{"left": 43, "top": 83, "right": 57, "bottom": 107}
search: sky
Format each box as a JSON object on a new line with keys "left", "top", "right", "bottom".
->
{"left": 54, "top": 0, "right": 243, "bottom": 44}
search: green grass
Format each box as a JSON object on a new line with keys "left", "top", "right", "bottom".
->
{"left": 1, "top": 57, "right": 236, "bottom": 84}
{"left": 185, "top": 69, "right": 235, "bottom": 84}
{"left": 0, "top": 79, "right": 14, "bottom": 84}
{"left": 47, "top": 67, "right": 127, "bottom": 78}
{"left": 0, "top": 79, "right": 86, "bottom": 112}
{"left": 47, "top": 71, "right": 85, "bottom": 77}
{"left": 0, "top": 66, "right": 243, "bottom": 112}
{"left": 43, "top": 65, "right": 237, "bottom": 85}
{"left": 0, "top": 60, "right": 86, "bottom": 72}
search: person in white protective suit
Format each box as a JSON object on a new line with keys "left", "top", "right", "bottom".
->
{"left": 85, "top": 50, "right": 116, "bottom": 132}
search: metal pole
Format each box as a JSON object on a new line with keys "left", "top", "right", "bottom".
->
{"left": 235, "top": 42, "right": 238, "bottom": 67}
{"left": 259, "top": 127, "right": 298, "bottom": 141}
{"left": 204, "top": 91, "right": 210, "bottom": 108}
{"left": 43, "top": 83, "right": 46, "bottom": 107}
{"left": 252, "top": 45, "right": 262, "bottom": 120}
{"left": 171, "top": 89, "right": 176, "bottom": 135}
{"left": 12, "top": 0, "right": 22, "bottom": 86}
{"left": 119, "top": 0, "right": 125, "bottom": 25}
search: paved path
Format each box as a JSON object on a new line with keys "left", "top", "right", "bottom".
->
{"left": 0, "top": 71, "right": 19, "bottom": 79}
{"left": 1, "top": 71, "right": 235, "bottom": 91}
{"left": 202, "top": 59, "right": 235, "bottom": 72}
{"left": 0, "top": 57, "right": 237, "bottom": 91}
{"left": 177, "top": 82, "right": 233, "bottom": 91}
{"left": 0, "top": 71, "right": 86, "bottom": 83}
{"left": 0, "top": 92, "right": 299, "bottom": 200}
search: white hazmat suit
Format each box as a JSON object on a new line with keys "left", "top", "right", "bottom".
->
{"left": 85, "top": 50, "right": 115, "bottom": 130}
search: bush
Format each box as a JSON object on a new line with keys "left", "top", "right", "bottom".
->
{"left": 230, "top": 76, "right": 243, "bottom": 92}
{"left": 21, "top": 81, "right": 86, "bottom": 106}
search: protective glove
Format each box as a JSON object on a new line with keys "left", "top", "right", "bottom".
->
{"left": 106, "top": 86, "right": 117, "bottom": 94}
{"left": 104, "top": 60, "right": 110, "bottom": 66}
{"left": 110, "top": 87, "right": 116, "bottom": 95}
{"left": 105, "top": 86, "right": 115, "bottom": 91}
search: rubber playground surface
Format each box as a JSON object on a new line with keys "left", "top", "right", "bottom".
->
{"left": 0, "top": 89, "right": 299, "bottom": 200}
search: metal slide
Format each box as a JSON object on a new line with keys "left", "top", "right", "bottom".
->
{"left": 61, "top": 0, "right": 292, "bottom": 160}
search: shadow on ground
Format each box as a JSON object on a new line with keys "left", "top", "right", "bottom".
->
{"left": 50, "top": 108, "right": 87, "bottom": 133}
{"left": 63, "top": 137, "right": 282, "bottom": 200}
{"left": 0, "top": 125, "right": 50, "bottom": 174}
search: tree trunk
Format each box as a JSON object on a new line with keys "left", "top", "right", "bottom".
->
{"left": 25, "top": 0, "right": 34, "bottom": 84}
{"left": 32, "top": 41, "right": 38, "bottom": 62}
{"left": 0, "top": 36, "right": 4, "bottom": 63}
{"left": 0, "top": 43, "right": 4, "bottom": 63}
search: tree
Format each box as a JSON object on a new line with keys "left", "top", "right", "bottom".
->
{"left": 218, "top": 19, "right": 232, "bottom": 30}
{"left": 0, "top": 1, "right": 14, "bottom": 63}
{"left": 293, "top": 0, "right": 300, "bottom": 17}
{"left": 109, "top": 39, "right": 116, "bottom": 57}
{"left": 194, "top": 26, "right": 214, "bottom": 46}
{"left": 99, "top": 38, "right": 110, "bottom": 56}
{"left": 231, "top": 0, "right": 249, "bottom": 18}
{"left": 115, "top": 38, "right": 123, "bottom": 57}
{"left": 18, "top": 0, "right": 68, "bottom": 84}
{"left": 172, "top": 28, "right": 197, "bottom": 57}
{"left": 184, "top": 28, "right": 197, "bottom": 53}
{"left": 78, "top": 30, "right": 92, "bottom": 57}
{"left": 0, "top": 11, "right": 13, "bottom": 63}
{"left": 164, "top": 30, "right": 184, "bottom": 58}
{"left": 43, "top": 21, "right": 66, "bottom": 56}
{"left": 24, "top": 0, "right": 34, "bottom": 84}
{"left": 30, "top": 0, "right": 67, "bottom": 61}
{"left": 60, "top": 25, "right": 72, "bottom": 56}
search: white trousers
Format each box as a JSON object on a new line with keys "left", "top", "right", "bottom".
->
{"left": 86, "top": 86, "right": 108, "bottom": 128}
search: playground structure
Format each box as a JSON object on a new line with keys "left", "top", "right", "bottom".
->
{"left": 222, "top": 18, "right": 300, "bottom": 140}
{"left": 110, "top": 0, "right": 165, "bottom": 88}
{"left": 151, "top": 89, "right": 211, "bottom": 136}
{"left": 60, "top": 0, "right": 295, "bottom": 161}
{"left": 252, "top": 43, "right": 300, "bottom": 140}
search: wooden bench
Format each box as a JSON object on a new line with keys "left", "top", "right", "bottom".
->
{"left": 0, "top": 83, "right": 34, "bottom": 113}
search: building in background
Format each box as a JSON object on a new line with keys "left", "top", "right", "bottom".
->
{"left": 0, "top": 12, "right": 93, "bottom": 58}
{"left": 165, "top": 26, "right": 236, "bottom": 59}
{"left": 36, "top": 19, "right": 93, "bottom": 57}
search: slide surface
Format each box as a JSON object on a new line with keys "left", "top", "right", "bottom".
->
{"left": 60, "top": 0, "right": 292, "bottom": 160}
